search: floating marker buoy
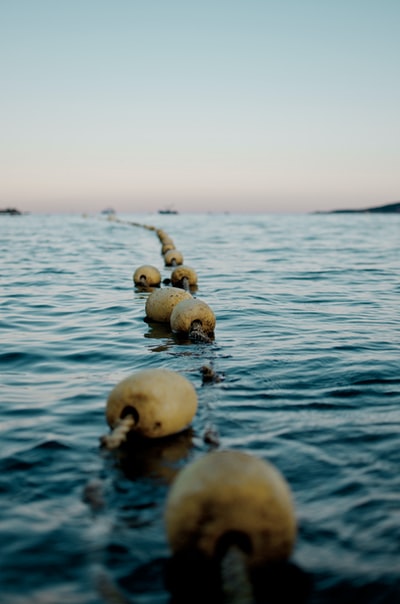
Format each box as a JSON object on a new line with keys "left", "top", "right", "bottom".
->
{"left": 161, "top": 242, "right": 176, "bottom": 255}
{"left": 164, "top": 249, "right": 184, "bottom": 266}
{"left": 145, "top": 287, "right": 192, "bottom": 323}
{"left": 165, "top": 450, "right": 296, "bottom": 568}
{"left": 101, "top": 369, "right": 198, "bottom": 448}
{"left": 170, "top": 298, "right": 216, "bottom": 341}
{"left": 159, "top": 234, "right": 174, "bottom": 244}
{"left": 133, "top": 264, "right": 162, "bottom": 287}
{"left": 156, "top": 229, "right": 171, "bottom": 242}
{"left": 170, "top": 266, "right": 198, "bottom": 290}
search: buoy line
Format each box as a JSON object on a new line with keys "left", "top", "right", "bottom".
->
{"left": 97, "top": 215, "right": 305, "bottom": 603}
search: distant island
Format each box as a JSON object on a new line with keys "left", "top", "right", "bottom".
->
{"left": 0, "top": 207, "right": 23, "bottom": 215}
{"left": 318, "top": 201, "right": 400, "bottom": 214}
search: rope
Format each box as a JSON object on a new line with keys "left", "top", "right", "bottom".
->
{"left": 182, "top": 276, "right": 190, "bottom": 291}
{"left": 220, "top": 546, "right": 254, "bottom": 604}
{"left": 100, "top": 415, "right": 136, "bottom": 450}
{"left": 189, "top": 320, "right": 213, "bottom": 343}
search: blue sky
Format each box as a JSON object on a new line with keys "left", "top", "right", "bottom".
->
{"left": 1, "top": 0, "right": 399, "bottom": 213}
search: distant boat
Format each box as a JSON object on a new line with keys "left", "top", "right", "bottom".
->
{"left": 158, "top": 207, "right": 178, "bottom": 215}
{"left": 101, "top": 207, "right": 116, "bottom": 215}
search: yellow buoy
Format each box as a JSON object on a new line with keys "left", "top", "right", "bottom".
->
{"left": 161, "top": 242, "right": 175, "bottom": 255}
{"left": 164, "top": 249, "right": 184, "bottom": 266}
{"left": 133, "top": 265, "right": 162, "bottom": 287}
{"left": 170, "top": 266, "right": 198, "bottom": 290}
{"left": 159, "top": 234, "right": 174, "bottom": 243}
{"left": 165, "top": 450, "right": 296, "bottom": 568}
{"left": 156, "top": 229, "right": 171, "bottom": 242}
{"left": 145, "top": 287, "right": 192, "bottom": 323}
{"left": 102, "top": 369, "right": 198, "bottom": 448}
{"left": 170, "top": 298, "right": 215, "bottom": 341}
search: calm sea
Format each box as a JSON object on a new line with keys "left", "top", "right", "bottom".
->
{"left": 1, "top": 212, "right": 399, "bottom": 603}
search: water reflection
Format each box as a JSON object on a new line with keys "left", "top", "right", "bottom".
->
{"left": 143, "top": 320, "right": 176, "bottom": 352}
{"left": 134, "top": 283, "right": 158, "bottom": 294}
{"left": 112, "top": 429, "right": 195, "bottom": 484}
{"left": 165, "top": 553, "right": 312, "bottom": 604}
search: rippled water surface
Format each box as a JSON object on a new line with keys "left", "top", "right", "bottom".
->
{"left": 1, "top": 212, "right": 399, "bottom": 603}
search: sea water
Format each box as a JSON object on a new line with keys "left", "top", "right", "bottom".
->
{"left": 1, "top": 212, "right": 399, "bottom": 603}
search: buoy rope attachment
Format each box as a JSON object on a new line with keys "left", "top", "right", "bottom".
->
{"left": 189, "top": 319, "right": 213, "bottom": 343}
{"left": 220, "top": 545, "right": 254, "bottom": 604}
{"left": 100, "top": 414, "right": 136, "bottom": 450}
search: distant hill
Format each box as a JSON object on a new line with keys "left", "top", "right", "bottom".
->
{"left": 0, "top": 207, "right": 22, "bottom": 215}
{"left": 319, "top": 201, "right": 400, "bottom": 214}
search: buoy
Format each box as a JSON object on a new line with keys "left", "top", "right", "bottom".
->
{"left": 161, "top": 242, "right": 175, "bottom": 255}
{"left": 170, "top": 266, "right": 198, "bottom": 291}
{"left": 101, "top": 369, "right": 198, "bottom": 448}
{"left": 156, "top": 229, "right": 171, "bottom": 241}
{"left": 164, "top": 249, "right": 184, "bottom": 266}
{"left": 165, "top": 450, "right": 296, "bottom": 568}
{"left": 170, "top": 298, "right": 215, "bottom": 341}
{"left": 145, "top": 287, "right": 192, "bottom": 323}
{"left": 133, "top": 264, "right": 162, "bottom": 287}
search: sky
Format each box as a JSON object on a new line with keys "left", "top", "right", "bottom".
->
{"left": 1, "top": 0, "right": 399, "bottom": 214}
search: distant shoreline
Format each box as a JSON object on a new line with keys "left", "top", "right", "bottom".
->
{"left": 0, "top": 207, "right": 23, "bottom": 215}
{"left": 315, "top": 201, "right": 400, "bottom": 214}
{"left": 2, "top": 201, "right": 399, "bottom": 216}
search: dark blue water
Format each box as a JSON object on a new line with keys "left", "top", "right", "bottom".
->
{"left": 1, "top": 212, "right": 399, "bottom": 603}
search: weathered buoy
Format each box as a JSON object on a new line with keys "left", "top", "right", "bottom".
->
{"left": 170, "top": 298, "right": 215, "bottom": 341}
{"left": 101, "top": 369, "right": 198, "bottom": 449}
{"left": 145, "top": 287, "right": 192, "bottom": 323}
{"left": 165, "top": 450, "right": 296, "bottom": 568}
{"left": 164, "top": 249, "right": 184, "bottom": 266}
{"left": 133, "top": 264, "right": 162, "bottom": 287}
{"left": 170, "top": 265, "right": 198, "bottom": 290}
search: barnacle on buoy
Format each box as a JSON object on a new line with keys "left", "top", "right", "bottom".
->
{"left": 164, "top": 249, "right": 184, "bottom": 267}
{"left": 133, "top": 265, "right": 162, "bottom": 287}
{"left": 170, "top": 266, "right": 198, "bottom": 291}
{"left": 165, "top": 450, "right": 296, "bottom": 568}
{"left": 101, "top": 369, "right": 198, "bottom": 449}
{"left": 145, "top": 287, "right": 192, "bottom": 323}
{"left": 170, "top": 298, "right": 215, "bottom": 342}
